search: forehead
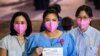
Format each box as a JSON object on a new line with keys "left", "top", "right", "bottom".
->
{"left": 15, "top": 16, "right": 26, "bottom": 21}
{"left": 78, "top": 11, "right": 89, "bottom": 17}
{"left": 45, "top": 13, "right": 58, "bottom": 19}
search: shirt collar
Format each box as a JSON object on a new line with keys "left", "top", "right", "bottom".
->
{"left": 78, "top": 26, "right": 92, "bottom": 37}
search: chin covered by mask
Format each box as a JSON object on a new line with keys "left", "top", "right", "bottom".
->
{"left": 77, "top": 18, "right": 91, "bottom": 30}
{"left": 14, "top": 24, "right": 27, "bottom": 35}
{"left": 44, "top": 21, "right": 58, "bottom": 32}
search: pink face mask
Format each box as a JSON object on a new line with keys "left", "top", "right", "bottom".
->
{"left": 44, "top": 21, "right": 58, "bottom": 32}
{"left": 14, "top": 24, "right": 27, "bottom": 35}
{"left": 77, "top": 18, "right": 90, "bottom": 29}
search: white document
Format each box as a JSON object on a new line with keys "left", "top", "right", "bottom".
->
{"left": 42, "top": 48, "right": 63, "bottom": 56}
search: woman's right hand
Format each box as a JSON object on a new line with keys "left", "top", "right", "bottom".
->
{"left": 35, "top": 47, "right": 43, "bottom": 55}
{"left": 31, "top": 47, "right": 43, "bottom": 56}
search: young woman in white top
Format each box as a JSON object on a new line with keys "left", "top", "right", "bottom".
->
{"left": 0, "top": 12, "right": 32, "bottom": 56}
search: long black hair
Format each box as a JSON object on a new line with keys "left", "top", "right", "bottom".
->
{"left": 10, "top": 11, "right": 32, "bottom": 37}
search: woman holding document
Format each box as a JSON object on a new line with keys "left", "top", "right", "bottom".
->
{"left": 24, "top": 9, "right": 76, "bottom": 56}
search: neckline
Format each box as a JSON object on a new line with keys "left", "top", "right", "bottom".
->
{"left": 15, "top": 36, "right": 25, "bottom": 48}
{"left": 40, "top": 31, "right": 65, "bottom": 40}
{"left": 77, "top": 26, "right": 91, "bottom": 35}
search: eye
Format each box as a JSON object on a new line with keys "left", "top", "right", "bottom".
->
{"left": 21, "top": 21, "right": 26, "bottom": 24}
{"left": 14, "top": 21, "right": 19, "bottom": 24}
{"left": 83, "top": 16, "right": 87, "bottom": 19}
{"left": 45, "top": 18, "right": 51, "bottom": 22}
{"left": 52, "top": 19, "right": 57, "bottom": 21}
{"left": 45, "top": 19, "right": 50, "bottom": 22}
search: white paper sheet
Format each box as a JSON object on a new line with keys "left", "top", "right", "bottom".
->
{"left": 42, "top": 48, "right": 63, "bottom": 56}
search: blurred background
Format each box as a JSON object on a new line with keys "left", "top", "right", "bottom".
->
{"left": 0, "top": 0, "right": 100, "bottom": 39}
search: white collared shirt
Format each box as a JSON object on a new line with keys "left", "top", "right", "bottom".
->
{"left": 70, "top": 26, "right": 100, "bottom": 56}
